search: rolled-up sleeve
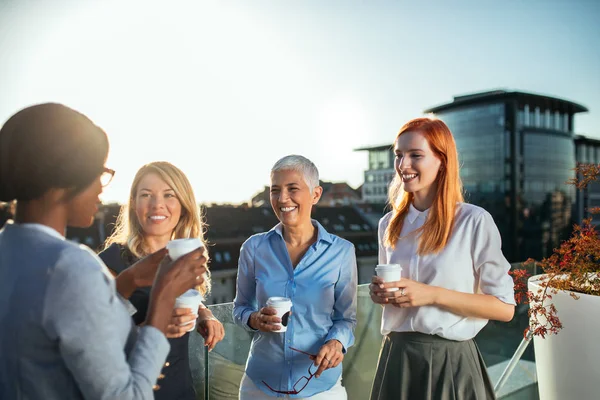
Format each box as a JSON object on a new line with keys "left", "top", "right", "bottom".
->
{"left": 43, "top": 246, "right": 170, "bottom": 400}
{"left": 472, "top": 211, "right": 516, "bottom": 305}
{"left": 233, "top": 238, "right": 259, "bottom": 331}
{"left": 325, "top": 243, "right": 358, "bottom": 352}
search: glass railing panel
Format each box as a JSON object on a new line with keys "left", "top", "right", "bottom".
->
{"left": 189, "top": 302, "right": 249, "bottom": 400}
{"left": 190, "top": 284, "right": 539, "bottom": 399}
{"left": 340, "top": 284, "right": 383, "bottom": 399}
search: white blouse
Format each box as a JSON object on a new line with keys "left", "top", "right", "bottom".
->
{"left": 378, "top": 202, "right": 515, "bottom": 341}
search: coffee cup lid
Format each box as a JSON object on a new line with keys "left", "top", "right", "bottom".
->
{"left": 267, "top": 296, "right": 292, "bottom": 305}
{"left": 376, "top": 264, "right": 401, "bottom": 269}
{"left": 167, "top": 238, "right": 203, "bottom": 249}
{"left": 179, "top": 289, "right": 202, "bottom": 298}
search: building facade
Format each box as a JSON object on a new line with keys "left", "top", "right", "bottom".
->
{"left": 354, "top": 144, "right": 395, "bottom": 204}
{"left": 574, "top": 135, "right": 600, "bottom": 224}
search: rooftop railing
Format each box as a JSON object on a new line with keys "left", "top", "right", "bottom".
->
{"left": 189, "top": 284, "right": 539, "bottom": 399}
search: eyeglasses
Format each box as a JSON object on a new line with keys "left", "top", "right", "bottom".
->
{"left": 262, "top": 347, "right": 317, "bottom": 395}
{"left": 100, "top": 167, "right": 115, "bottom": 187}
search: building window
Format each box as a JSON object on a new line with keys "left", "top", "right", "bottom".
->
{"left": 518, "top": 110, "right": 525, "bottom": 127}
{"left": 554, "top": 111, "right": 561, "bottom": 130}
{"left": 215, "top": 252, "right": 222, "bottom": 263}
{"left": 369, "top": 150, "right": 391, "bottom": 170}
{"left": 223, "top": 252, "right": 231, "bottom": 262}
{"left": 580, "top": 145, "right": 588, "bottom": 163}
{"left": 529, "top": 110, "right": 535, "bottom": 127}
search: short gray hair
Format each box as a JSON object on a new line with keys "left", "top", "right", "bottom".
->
{"left": 271, "top": 155, "right": 320, "bottom": 192}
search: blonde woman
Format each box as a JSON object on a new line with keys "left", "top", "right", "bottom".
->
{"left": 369, "top": 117, "right": 515, "bottom": 400}
{"left": 100, "top": 161, "right": 224, "bottom": 400}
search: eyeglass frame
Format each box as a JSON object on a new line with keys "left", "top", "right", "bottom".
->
{"left": 262, "top": 347, "right": 317, "bottom": 395}
{"left": 100, "top": 167, "right": 115, "bottom": 187}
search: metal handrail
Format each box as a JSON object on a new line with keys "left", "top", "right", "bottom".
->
{"left": 493, "top": 330, "right": 534, "bottom": 395}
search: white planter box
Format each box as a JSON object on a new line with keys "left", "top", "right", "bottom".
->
{"left": 528, "top": 274, "right": 600, "bottom": 400}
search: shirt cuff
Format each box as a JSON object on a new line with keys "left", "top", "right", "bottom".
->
{"left": 493, "top": 292, "right": 517, "bottom": 305}
{"left": 241, "top": 309, "right": 258, "bottom": 332}
{"left": 325, "top": 332, "right": 349, "bottom": 354}
{"left": 117, "top": 294, "right": 138, "bottom": 316}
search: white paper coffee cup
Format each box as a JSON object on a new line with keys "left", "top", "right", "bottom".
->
{"left": 266, "top": 297, "right": 292, "bottom": 332}
{"left": 375, "top": 264, "right": 402, "bottom": 292}
{"left": 166, "top": 238, "right": 204, "bottom": 262}
{"left": 174, "top": 289, "right": 204, "bottom": 332}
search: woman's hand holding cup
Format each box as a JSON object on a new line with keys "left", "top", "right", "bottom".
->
{"left": 145, "top": 245, "right": 207, "bottom": 335}
{"left": 249, "top": 307, "right": 285, "bottom": 332}
{"left": 129, "top": 248, "right": 168, "bottom": 287}
{"left": 370, "top": 263, "right": 403, "bottom": 305}
{"left": 154, "top": 244, "right": 208, "bottom": 298}
{"left": 115, "top": 248, "right": 168, "bottom": 299}
{"left": 166, "top": 308, "right": 198, "bottom": 338}
{"left": 369, "top": 275, "right": 389, "bottom": 304}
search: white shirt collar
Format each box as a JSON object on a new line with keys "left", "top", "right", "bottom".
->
{"left": 18, "top": 222, "right": 65, "bottom": 240}
{"left": 406, "top": 203, "right": 430, "bottom": 224}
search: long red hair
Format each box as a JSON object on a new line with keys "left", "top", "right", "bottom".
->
{"left": 384, "top": 116, "right": 463, "bottom": 254}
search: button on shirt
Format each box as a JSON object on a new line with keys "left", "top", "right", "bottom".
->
{"left": 379, "top": 203, "right": 516, "bottom": 341}
{"left": 233, "top": 221, "right": 357, "bottom": 398}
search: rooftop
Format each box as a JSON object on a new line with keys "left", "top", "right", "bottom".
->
{"left": 354, "top": 143, "right": 392, "bottom": 152}
{"left": 424, "top": 89, "right": 588, "bottom": 114}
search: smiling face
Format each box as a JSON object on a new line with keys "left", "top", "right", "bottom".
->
{"left": 394, "top": 130, "right": 443, "bottom": 208}
{"left": 134, "top": 172, "right": 182, "bottom": 243}
{"left": 270, "top": 169, "right": 322, "bottom": 228}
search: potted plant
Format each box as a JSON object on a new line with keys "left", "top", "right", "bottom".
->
{"left": 511, "top": 163, "right": 600, "bottom": 400}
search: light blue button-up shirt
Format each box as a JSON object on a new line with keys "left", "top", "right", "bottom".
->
{"left": 233, "top": 220, "right": 357, "bottom": 398}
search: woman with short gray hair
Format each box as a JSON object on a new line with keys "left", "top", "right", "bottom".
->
{"left": 234, "top": 154, "right": 358, "bottom": 399}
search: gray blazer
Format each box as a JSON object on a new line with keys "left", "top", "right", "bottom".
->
{"left": 0, "top": 223, "right": 170, "bottom": 399}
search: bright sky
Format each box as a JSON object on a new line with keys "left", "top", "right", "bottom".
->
{"left": 1, "top": 0, "right": 599, "bottom": 204}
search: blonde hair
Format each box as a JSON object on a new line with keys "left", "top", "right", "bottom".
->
{"left": 384, "top": 116, "right": 464, "bottom": 255}
{"left": 104, "top": 161, "right": 211, "bottom": 295}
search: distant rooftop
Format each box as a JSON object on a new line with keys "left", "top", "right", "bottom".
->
{"left": 354, "top": 144, "right": 392, "bottom": 152}
{"left": 574, "top": 134, "right": 600, "bottom": 146}
{"left": 424, "top": 89, "right": 588, "bottom": 114}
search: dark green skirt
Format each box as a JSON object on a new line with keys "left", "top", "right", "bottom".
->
{"left": 370, "top": 332, "right": 495, "bottom": 400}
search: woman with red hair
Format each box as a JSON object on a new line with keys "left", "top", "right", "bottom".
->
{"left": 369, "top": 117, "right": 515, "bottom": 400}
